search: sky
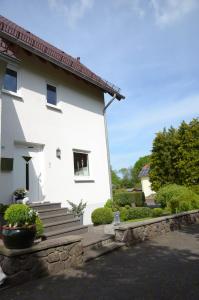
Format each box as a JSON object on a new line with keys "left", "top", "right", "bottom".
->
{"left": 0, "top": 0, "right": 199, "bottom": 170}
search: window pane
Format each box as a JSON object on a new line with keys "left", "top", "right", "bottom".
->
{"left": 47, "top": 84, "right": 57, "bottom": 105}
{"left": 3, "top": 69, "right": 17, "bottom": 92}
{"left": 74, "top": 152, "right": 89, "bottom": 176}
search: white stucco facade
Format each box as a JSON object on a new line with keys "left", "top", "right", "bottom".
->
{"left": 140, "top": 176, "right": 155, "bottom": 198}
{"left": 0, "top": 48, "right": 112, "bottom": 224}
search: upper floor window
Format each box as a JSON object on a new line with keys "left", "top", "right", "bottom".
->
{"left": 73, "top": 152, "right": 89, "bottom": 176}
{"left": 3, "top": 68, "right": 17, "bottom": 93}
{"left": 47, "top": 84, "right": 57, "bottom": 105}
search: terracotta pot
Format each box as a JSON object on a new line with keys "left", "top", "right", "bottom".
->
{"left": 2, "top": 225, "right": 36, "bottom": 249}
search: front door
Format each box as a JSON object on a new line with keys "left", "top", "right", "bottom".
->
{"left": 13, "top": 144, "right": 44, "bottom": 203}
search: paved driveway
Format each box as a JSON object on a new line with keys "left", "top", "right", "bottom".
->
{"left": 1, "top": 224, "right": 199, "bottom": 300}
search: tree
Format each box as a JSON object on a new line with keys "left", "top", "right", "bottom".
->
{"left": 111, "top": 168, "right": 121, "bottom": 188}
{"left": 131, "top": 155, "right": 151, "bottom": 187}
{"left": 150, "top": 118, "right": 199, "bottom": 191}
{"left": 118, "top": 167, "right": 132, "bottom": 188}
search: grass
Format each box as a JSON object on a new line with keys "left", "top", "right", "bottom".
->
{"left": 124, "top": 217, "right": 153, "bottom": 223}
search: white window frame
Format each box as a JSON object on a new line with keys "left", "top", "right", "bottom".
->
{"left": 46, "top": 81, "right": 61, "bottom": 111}
{"left": 2, "top": 63, "right": 22, "bottom": 100}
{"left": 73, "top": 149, "right": 94, "bottom": 182}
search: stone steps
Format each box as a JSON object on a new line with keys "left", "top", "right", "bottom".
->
{"left": 44, "top": 225, "right": 88, "bottom": 239}
{"left": 84, "top": 241, "right": 125, "bottom": 262}
{"left": 30, "top": 202, "right": 61, "bottom": 211}
{"left": 81, "top": 231, "right": 125, "bottom": 262}
{"left": 30, "top": 202, "right": 88, "bottom": 239}
{"left": 41, "top": 212, "right": 74, "bottom": 224}
{"left": 37, "top": 208, "right": 69, "bottom": 218}
{"left": 43, "top": 218, "right": 81, "bottom": 233}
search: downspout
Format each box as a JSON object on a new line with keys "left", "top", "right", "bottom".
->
{"left": 0, "top": 59, "right": 7, "bottom": 286}
{"left": 103, "top": 93, "right": 117, "bottom": 199}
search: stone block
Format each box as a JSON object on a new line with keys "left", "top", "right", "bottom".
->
{"left": 48, "top": 261, "right": 64, "bottom": 274}
{"left": 60, "top": 251, "right": 68, "bottom": 261}
{"left": 1, "top": 257, "right": 21, "bottom": 275}
{"left": 48, "top": 251, "right": 60, "bottom": 263}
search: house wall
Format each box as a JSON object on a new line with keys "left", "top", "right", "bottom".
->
{"left": 0, "top": 49, "right": 111, "bottom": 224}
{"left": 140, "top": 176, "right": 155, "bottom": 197}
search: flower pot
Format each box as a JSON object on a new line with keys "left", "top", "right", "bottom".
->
{"left": 2, "top": 226, "right": 36, "bottom": 249}
{"left": 0, "top": 213, "right": 6, "bottom": 239}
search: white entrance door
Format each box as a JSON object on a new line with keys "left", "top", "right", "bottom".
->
{"left": 13, "top": 144, "right": 45, "bottom": 203}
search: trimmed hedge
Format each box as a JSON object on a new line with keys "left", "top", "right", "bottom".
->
{"left": 113, "top": 192, "right": 145, "bottom": 207}
{"left": 127, "top": 207, "right": 152, "bottom": 219}
{"left": 91, "top": 207, "right": 114, "bottom": 225}
{"left": 152, "top": 208, "right": 164, "bottom": 218}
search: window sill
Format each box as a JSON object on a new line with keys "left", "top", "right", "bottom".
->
{"left": 74, "top": 177, "right": 95, "bottom": 183}
{"left": 46, "top": 103, "right": 62, "bottom": 112}
{"left": 1, "top": 89, "right": 23, "bottom": 101}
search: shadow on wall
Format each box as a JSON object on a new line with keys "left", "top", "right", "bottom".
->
{"left": 0, "top": 91, "right": 44, "bottom": 204}
{"left": 1, "top": 224, "right": 199, "bottom": 299}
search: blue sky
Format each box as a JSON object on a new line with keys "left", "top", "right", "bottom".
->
{"left": 1, "top": 0, "right": 199, "bottom": 170}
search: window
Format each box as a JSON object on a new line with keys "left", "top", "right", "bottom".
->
{"left": 3, "top": 68, "right": 17, "bottom": 93}
{"left": 47, "top": 84, "right": 57, "bottom": 105}
{"left": 73, "top": 152, "right": 89, "bottom": 176}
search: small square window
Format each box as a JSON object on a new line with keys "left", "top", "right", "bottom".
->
{"left": 47, "top": 84, "right": 57, "bottom": 105}
{"left": 3, "top": 68, "right": 17, "bottom": 93}
{"left": 74, "top": 152, "right": 89, "bottom": 176}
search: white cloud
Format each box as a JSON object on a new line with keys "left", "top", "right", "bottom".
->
{"left": 150, "top": 0, "right": 198, "bottom": 26}
{"left": 48, "top": 0, "right": 93, "bottom": 28}
{"left": 114, "top": 0, "right": 145, "bottom": 17}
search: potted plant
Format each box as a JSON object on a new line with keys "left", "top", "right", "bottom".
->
{"left": 2, "top": 204, "right": 38, "bottom": 249}
{"left": 67, "top": 199, "right": 87, "bottom": 225}
{"left": 13, "top": 188, "right": 27, "bottom": 201}
{"left": 0, "top": 204, "right": 9, "bottom": 238}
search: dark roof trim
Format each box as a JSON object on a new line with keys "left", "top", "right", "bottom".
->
{"left": 0, "top": 16, "right": 125, "bottom": 100}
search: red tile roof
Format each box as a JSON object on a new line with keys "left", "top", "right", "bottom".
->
{"left": 0, "top": 15, "right": 124, "bottom": 100}
{"left": 0, "top": 37, "right": 18, "bottom": 60}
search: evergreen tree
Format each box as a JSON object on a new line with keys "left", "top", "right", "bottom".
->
{"left": 131, "top": 155, "right": 151, "bottom": 186}
{"left": 150, "top": 118, "right": 199, "bottom": 191}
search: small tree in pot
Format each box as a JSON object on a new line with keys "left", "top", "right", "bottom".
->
{"left": 67, "top": 199, "right": 87, "bottom": 225}
{"left": 2, "top": 204, "right": 42, "bottom": 249}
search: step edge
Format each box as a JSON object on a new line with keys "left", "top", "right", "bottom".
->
{"left": 83, "top": 235, "right": 114, "bottom": 247}
{"left": 38, "top": 208, "right": 68, "bottom": 213}
{"left": 84, "top": 242, "right": 124, "bottom": 261}
{"left": 44, "top": 225, "right": 88, "bottom": 237}
{"left": 41, "top": 213, "right": 74, "bottom": 220}
{"left": 43, "top": 218, "right": 80, "bottom": 228}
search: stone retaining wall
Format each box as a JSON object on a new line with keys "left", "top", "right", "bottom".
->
{"left": 0, "top": 236, "right": 83, "bottom": 286}
{"left": 115, "top": 210, "right": 199, "bottom": 245}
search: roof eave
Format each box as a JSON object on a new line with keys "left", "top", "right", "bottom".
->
{"left": 0, "top": 31, "right": 125, "bottom": 100}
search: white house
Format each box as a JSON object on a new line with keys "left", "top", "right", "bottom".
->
{"left": 138, "top": 164, "right": 155, "bottom": 198}
{"left": 0, "top": 16, "right": 124, "bottom": 224}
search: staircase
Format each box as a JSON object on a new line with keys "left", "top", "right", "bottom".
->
{"left": 30, "top": 202, "right": 88, "bottom": 239}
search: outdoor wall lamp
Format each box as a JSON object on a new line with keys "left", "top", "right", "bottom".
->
{"left": 56, "top": 148, "right": 61, "bottom": 159}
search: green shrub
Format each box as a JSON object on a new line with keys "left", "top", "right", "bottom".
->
{"left": 156, "top": 184, "right": 199, "bottom": 213}
{"left": 120, "top": 207, "right": 129, "bottom": 221}
{"left": 190, "top": 185, "right": 199, "bottom": 195}
{"left": 127, "top": 207, "right": 152, "bottom": 219}
{"left": 35, "top": 216, "right": 44, "bottom": 238}
{"left": 104, "top": 199, "right": 113, "bottom": 209}
{"left": 91, "top": 208, "right": 114, "bottom": 225}
{"left": 4, "top": 204, "right": 37, "bottom": 227}
{"left": 152, "top": 208, "right": 164, "bottom": 218}
{"left": 113, "top": 192, "right": 145, "bottom": 207}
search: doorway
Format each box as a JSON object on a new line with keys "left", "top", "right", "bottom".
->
{"left": 13, "top": 143, "right": 45, "bottom": 203}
